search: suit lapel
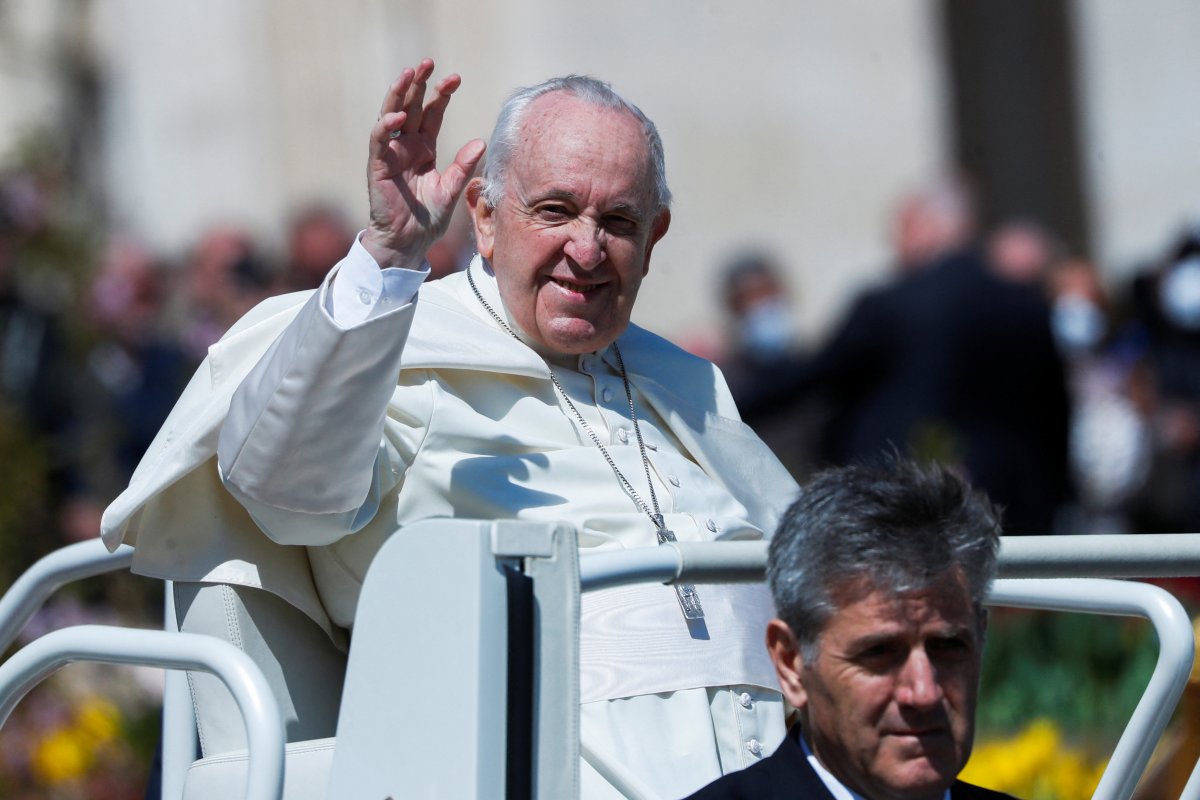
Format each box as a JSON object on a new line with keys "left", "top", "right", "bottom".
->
{"left": 768, "top": 726, "right": 840, "bottom": 800}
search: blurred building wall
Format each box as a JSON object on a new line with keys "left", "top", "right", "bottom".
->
{"left": 84, "top": 0, "right": 948, "bottom": 343}
{"left": 1073, "top": 0, "right": 1200, "bottom": 271}
{"left": 2, "top": 0, "right": 1197, "bottom": 343}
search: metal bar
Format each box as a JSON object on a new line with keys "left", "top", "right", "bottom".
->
{"left": 161, "top": 580, "right": 198, "bottom": 800}
{"left": 0, "top": 625, "right": 284, "bottom": 800}
{"left": 578, "top": 534, "right": 1200, "bottom": 590}
{"left": 988, "top": 579, "right": 1194, "bottom": 800}
{"left": 0, "top": 540, "right": 134, "bottom": 655}
{"left": 999, "top": 534, "right": 1200, "bottom": 578}
{"left": 579, "top": 547, "right": 680, "bottom": 592}
{"left": 1182, "top": 753, "right": 1200, "bottom": 800}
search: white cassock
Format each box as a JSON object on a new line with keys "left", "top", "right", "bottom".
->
{"left": 102, "top": 238, "right": 800, "bottom": 799}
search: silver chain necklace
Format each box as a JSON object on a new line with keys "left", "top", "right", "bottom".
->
{"left": 467, "top": 267, "right": 704, "bottom": 620}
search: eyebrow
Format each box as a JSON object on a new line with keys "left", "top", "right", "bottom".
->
{"left": 527, "top": 189, "right": 647, "bottom": 220}
{"left": 847, "top": 625, "right": 976, "bottom": 653}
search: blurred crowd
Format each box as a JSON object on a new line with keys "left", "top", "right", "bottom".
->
{"left": 716, "top": 176, "right": 1200, "bottom": 539}
{"left": 0, "top": 160, "right": 480, "bottom": 584}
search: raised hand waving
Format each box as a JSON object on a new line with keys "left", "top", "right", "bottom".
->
{"left": 363, "top": 59, "right": 486, "bottom": 269}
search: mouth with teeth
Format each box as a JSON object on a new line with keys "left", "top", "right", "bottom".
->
{"left": 551, "top": 277, "right": 602, "bottom": 295}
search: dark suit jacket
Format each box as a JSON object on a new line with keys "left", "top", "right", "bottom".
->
{"left": 752, "top": 248, "right": 1071, "bottom": 535}
{"left": 682, "top": 725, "right": 1017, "bottom": 800}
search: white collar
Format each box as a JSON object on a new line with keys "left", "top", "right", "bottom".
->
{"left": 799, "top": 734, "right": 951, "bottom": 800}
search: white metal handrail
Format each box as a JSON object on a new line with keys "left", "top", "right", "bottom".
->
{"left": 579, "top": 534, "right": 1200, "bottom": 590}
{"left": 988, "top": 579, "right": 1193, "bottom": 800}
{"left": 0, "top": 539, "right": 134, "bottom": 654}
{"left": 0, "top": 625, "right": 285, "bottom": 800}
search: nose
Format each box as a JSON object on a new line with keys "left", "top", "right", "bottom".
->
{"left": 563, "top": 218, "right": 606, "bottom": 270}
{"left": 895, "top": 650, "right": 944, "bottom": 710}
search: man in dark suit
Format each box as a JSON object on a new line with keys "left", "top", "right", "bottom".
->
{"left": 686, "top": 457, "right": 1017, "bottom": 800}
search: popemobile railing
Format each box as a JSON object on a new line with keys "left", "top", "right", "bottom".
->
{"left": 3, "top": 529, "right": 1200, "bottom": 799}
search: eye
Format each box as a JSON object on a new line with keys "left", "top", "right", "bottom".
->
{"left": 603, "top": 215, "right": 640, "bottom": 237}
{"left": 535, "top": 204, "right": 573, "bottom": 222}
{"left": 928, "top": 635, "right": 973, "bottom": 661}
{"left": 853, "top": 641, "right": 904, "bottom": 670}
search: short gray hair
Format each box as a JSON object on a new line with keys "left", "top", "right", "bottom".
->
{"left": 767, "top": 457, "right": 1002, "bottom": 663}
{"left": 479, "top": 75, "right": 671, "bottom": 212}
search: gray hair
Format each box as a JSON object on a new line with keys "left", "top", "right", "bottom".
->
{"left": 479, "top": 75, "right": 671, "bottom": 212}
{"left": 767, "top": 456, "right": 1002, "bottom": 663}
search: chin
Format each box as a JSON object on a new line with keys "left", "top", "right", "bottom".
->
{"left": 879, "top": 760, "right": 957, "bottom": 800}
{"left": 544, "top": 320, "right": 621, "bottom": 355}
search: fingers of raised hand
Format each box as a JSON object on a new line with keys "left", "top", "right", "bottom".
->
{"left": 418, "top": 73, "right": 462, "bottom": 139}
{"left": 400, "top": 59, "right": 436, "bottom": 134}
{"left": 370, "top": 110, "right": 408, "bottom": 157}
{"left": 378, "top": 67, "right": 416, "bottom": 120}
{"left": 440, "top": 139, "right": 487, "bottom": 199}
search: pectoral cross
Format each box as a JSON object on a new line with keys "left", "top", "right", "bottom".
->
{"left": 655, "top": 515, "right": 705, "bottom": 620}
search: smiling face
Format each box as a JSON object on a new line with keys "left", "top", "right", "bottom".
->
{"left": 767, "top": 573, "right": 983, "bottom": 800}
{"left": 468, "top": 92, "right": 670, "bottom": 355}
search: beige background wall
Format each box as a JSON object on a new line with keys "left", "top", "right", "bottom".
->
{"left": 4, "top": 0, "right": 1200, "bottom": 347}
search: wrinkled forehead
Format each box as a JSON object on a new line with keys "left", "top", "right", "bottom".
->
{"left": 825, "top": 569, "right": 978, "bottom": 628}
{"left": 511, "top": 93, "right": 654, "bottom": 198}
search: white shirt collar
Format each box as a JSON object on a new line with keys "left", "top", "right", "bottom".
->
{"left": 799, "top": 733, "right": 951, "bottom": 800}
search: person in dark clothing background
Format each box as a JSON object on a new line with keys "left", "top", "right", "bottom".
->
{"left": 744, "top": 178, "right": 1072, "bottom": 534}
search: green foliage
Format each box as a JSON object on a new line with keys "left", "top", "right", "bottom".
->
{"left": 977, "top": 607, "right": 1158, "bottom": 750}
{"left": 0, "top": 405, "right": 53, "bottom": 589}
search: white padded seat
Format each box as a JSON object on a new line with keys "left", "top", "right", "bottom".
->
{"left": 174, "top": 581, "right": 348, "bottom": 797}
{"left": 182, "top": 737, "right": 336, "bottom": 800}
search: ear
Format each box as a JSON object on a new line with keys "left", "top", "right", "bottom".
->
{"left": 766, "top": 618, "right": 808, "bottom": 710}
{"left": 467, "top": 178, "right": 496, "bottom": 261}
{"left": 640, "top": 208, "right": 671, "bottom": 276}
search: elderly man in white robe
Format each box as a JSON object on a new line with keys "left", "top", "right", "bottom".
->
{"left": 103, "top": 59, "right": 798, "bottom": 798}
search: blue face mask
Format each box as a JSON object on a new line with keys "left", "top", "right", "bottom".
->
{"left": 1161, "top": 257, "right": 1200, "bottom": 330}
{"left": 739, "top": 298, "right": 793, "bottom": 357}
{"left": 1052, "top": 295, "right": 1106, "bottom": 354}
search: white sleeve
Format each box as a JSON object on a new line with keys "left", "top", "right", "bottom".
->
{"left": 325, "top": 232, "right": 430, "bottom": 327}
{"left": 217, "top": 239, "right": 428, "bottom": 546}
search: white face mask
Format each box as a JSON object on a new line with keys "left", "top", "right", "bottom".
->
{"left": 1052, "top": 295, "right": 1106, "bottom": 354}
{"left": 739, "top": 298, "right": 793, "bottom": 357}
{"left": 1161, "top": 256, "right": 1200, "bottom": 330}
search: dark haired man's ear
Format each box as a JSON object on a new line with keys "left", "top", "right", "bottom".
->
{"left": 766, "top": 618, "right": 808, "bottom": 710}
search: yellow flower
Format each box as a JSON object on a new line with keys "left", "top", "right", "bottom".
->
{"left": 30, "top": 728, "right": 92, "bottom": 785}
{"left": 960, "top": 718, "right": 1105, "bottom": 799}
{"left": 75, "top": 696, "right": 120, "bottom": 744}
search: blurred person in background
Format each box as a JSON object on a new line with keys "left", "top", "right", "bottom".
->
{"left": 768, "top": 176, "right": 1072, "bottom": 534}
{"left": 0, "top": 174, "right": 78, "bottom": 584}
{"left": 891, "top": 177, "right": 977, "bottom": 276}
{"left": 1124, "top": 224, "right": 1200, "bottom": 533}
{"left": 1047, "top": 255, "right": 1152, "bottom": 534}
{"left": 718, "top": 251, "right": 821, "bottom": 479}
{"left": 178, "top": 225, "right": 274, "bottom": 362}
{"left": 60, "top": 236, "right": 190, "bottom": 544}
{"left": 0, "top": 185, "right": 71, "bottom": 441}
{"left": 277, "top": 204, "right": 355, "bottom": 293}
{"left": 987, "top": 218, "right": 1061, "bottom": 287}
